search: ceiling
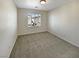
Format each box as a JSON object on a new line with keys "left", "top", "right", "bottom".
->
{"left": 14, "top": 0, "right": 74, "bottom": 11}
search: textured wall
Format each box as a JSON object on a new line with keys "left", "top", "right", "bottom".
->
{"left": 48, "top": 0, "right": 79, "bottom": 47}
{"left": 17, "top": 8, "right": 48, "bottom": 35}
{"left": 0, "top": 0, "right": 17, "bottom": 57}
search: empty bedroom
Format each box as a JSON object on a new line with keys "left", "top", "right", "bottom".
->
{"left": 0, "top": 0, "right": 79, "bottom": 58}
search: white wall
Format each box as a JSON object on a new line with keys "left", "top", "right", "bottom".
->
{"left": 0, "top": 0, "right": 17, "bottom": 57}
{"left": 48, "top": 0, "right": 79, "bottom": 47}
{"left": 17, "top": 8, "right": 48, "bottom": 35}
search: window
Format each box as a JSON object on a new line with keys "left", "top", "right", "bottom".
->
{"left": 27, "top": 13, "right": 41, "bottom": 27}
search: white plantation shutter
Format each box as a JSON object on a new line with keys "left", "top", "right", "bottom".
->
{"left": 28, "top": 16, "right": 32, "bottom": 27}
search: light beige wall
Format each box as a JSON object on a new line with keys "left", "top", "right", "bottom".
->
{"left": 0, "top": 0, "right": 17, "bottom": 57}
{"left": 48, "top": 0, "right": 79, "bottom": 47}
{"left": 17, "top": 8, "right": 48, "bottom": 35}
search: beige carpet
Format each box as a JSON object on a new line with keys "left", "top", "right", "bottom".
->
{"left": 10, "top": 32, "right": 79, "bottom": 58}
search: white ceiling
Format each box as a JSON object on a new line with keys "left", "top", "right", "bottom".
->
{"left": 14, "top": 0, "right": 74, "bottom": 11}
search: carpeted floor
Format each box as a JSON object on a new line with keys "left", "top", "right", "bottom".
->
{"left": 10, "top": 32, "right": 79, "bottom": 58}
